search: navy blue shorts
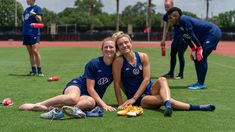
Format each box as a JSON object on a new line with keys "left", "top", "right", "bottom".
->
{"left": 23, "top": 35, "right": 40, "bottom": 45}
{"left": 133, "top": 81, "right": 152, "bottom": 106}
{"left": 62, "top": 78, "right": 89, "bottom": 96}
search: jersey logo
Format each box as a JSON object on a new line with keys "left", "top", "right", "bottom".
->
{"left": 132, "top": 68, "right": 140, "bottom": 75}
{"left": 25, "top": 13, "right": 29, "bottom": 20}
{"left": 97, "top": 70, "right": 102, "bottom": 72}
{"left": 206, "top": 41, "right": 210, "bottom": 44}
{"left": 125, "top": 68, "right": 130, "bottom": 71}
{"left": 98, "top": 77, "right": 109, "bottom": 85}
{"left": 139, "top": 65, "right": 143, "bottom": 70}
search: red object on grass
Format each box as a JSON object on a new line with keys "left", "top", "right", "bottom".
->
{"left": 48, "top": 76, "right": 59, "bottom": 81}
{"left": 31, "top": 23, "right": 44, "bottom": 28}
{"left": 161, "top": 46, "right": 166, "bottom": 56}
{"left": 2, "top": 98, "right": 13, "bottom": 106}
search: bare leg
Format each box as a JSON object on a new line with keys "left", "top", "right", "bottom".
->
{"left": 26, "top": 46, "right": 36, "bottom": 67}
{"left": 31, "top": 44, "right": 41, "bottom": 67}
{"left": 19, "top": 86, "right": 81, "bottom": 111}
{"left": 150, "top": 77, "right": 171, "bottom": 102}
{"left": 76, "top": 96, "right": 96, "bottom": 111}
{"left": 171, "top": 98, "right": 190, "bottom": 110}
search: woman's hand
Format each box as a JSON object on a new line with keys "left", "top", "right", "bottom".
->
{"left": 102, "top": 105, "right": 116, "bottom": 112}
{"left": 118, "top": 98, "right": 136, "bottom": 109}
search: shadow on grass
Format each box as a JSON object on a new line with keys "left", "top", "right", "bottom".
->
{"left": 169, "top": 86, "right": 187, "bottom": 89}
{"left": 8, "top": 73, "right": 29, "bottom": 77}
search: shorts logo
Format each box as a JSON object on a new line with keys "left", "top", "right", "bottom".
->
{"left": 133, "top": 68, "right": 140, "bottom": 75}
{"left": 183, "top": 34, "right": 191, "bottom": 39}
{"left": 98, "top": 77, "right": 109, "bottom": 85}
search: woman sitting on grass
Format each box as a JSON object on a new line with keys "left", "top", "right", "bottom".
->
{"left": 112, "top": 33, "right": 215, "bottom": 117}
{"left": 19, "top": 37, "right": 117, "bottom": 119}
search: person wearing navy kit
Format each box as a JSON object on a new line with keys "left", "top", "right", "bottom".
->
{"left": 112, "top": 33, "right": 216, "bottom": 117}
{"left": 161, "top": 0, "right": 188, "bottom": 80}
{"left": 19, "top": 37, "right": 117, "bottom": 119}
{"left": 23, "top": 0, "right": 44, "bottom": 76}
{"left": 167, "top": 7, "right": 221, "bottom": 89}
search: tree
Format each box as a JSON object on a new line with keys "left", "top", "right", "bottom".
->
{"left": 75, "top": 0, "right": 103, "bottom": 15}
{"left": 0, "top": 0, "right": 23, "bottom": 26}
{"left": 210, "top": 10, "right": 235, "bottom": 28}
{"left": 121, "top": 2, "right": 156, "bottom": 31}
{"left": 42, "top": 8, "right": 57, "bottom": 26}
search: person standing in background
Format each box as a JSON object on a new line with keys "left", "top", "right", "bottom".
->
{"left": 161, "top": 0, "right": 188, "bottom": 80}
{"left": 23, "top": 0, "right": 44, "bottom": 76}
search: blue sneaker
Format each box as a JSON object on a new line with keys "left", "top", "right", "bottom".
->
{"left": 85, "top": 106, "right": 104, "bottom": 117}
{"left": 187, "top": 82, "right": 199, "bottom": 87}
{"left": 188, "top": 84, "right": 207, "bottom": 90}
{"left": 62, "top": 106, "right": 86, "bottom": 118}
{"left": 40, "top": 108, "right": 64, "bottom": 120}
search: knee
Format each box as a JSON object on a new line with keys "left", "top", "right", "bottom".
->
{"left": 68, "top": 95, "right": 80, "bottom": 105}
{"left": 158, "top": 77, "right": 167, "bottom": 83}
{"left": 86, "top": 97, "right": 96, "bottom": 107}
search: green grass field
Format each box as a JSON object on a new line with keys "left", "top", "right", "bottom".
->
{"left": 0, "top": 47, "right": 234, "bottom": 132}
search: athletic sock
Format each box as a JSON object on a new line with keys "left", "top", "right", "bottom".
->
{"left": 189, "top": 104, "right": 200, "bottom": 110}
{"left": 164, "top": 100, "right": 172, "bottom": 109}
{"left": 32, "top": 66, "right": 36, "bottom": 73}
{"left": 37, "top": 67, "right": 42, "bottom": 74}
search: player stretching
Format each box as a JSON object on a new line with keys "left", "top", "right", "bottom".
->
{"left": 167, "top": 7, "right": 221, "bottom": 89}
{"left": 23, "top": 0, "right": 44, "bottom": 76}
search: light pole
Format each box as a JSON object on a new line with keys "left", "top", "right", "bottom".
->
{"left": 147, "top": 0, "right": 151, "bottom": 41}
{"left": 116, "top": 0, "right": 120, "bottom": 32}
{"left": 15, "top": 0, "right": 18, "bottom": 27}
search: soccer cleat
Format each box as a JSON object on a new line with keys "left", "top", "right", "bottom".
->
{"left": 38, "top": 73, "right": 44, "bottom": 77}
{"left": 174, "top": 75, "right": 184, "bottom": 80}
{"left": 27, "top": 71, "right": 36, "bottom": 76}
{"left": 161, "top": 73, "right": 174, "bottom": 79}
{"left": 164, "top": 107, "right": 173, "bottom": 117}
{"left": 126, "top": 106, "right": 144, "bottom": 117}
{"left": 117, "top": 106, "right": 143, "bottom": 116}
{"left": 200, "top": 104, "right": 216, "bottom": 111}
{"left": 187, "top": 82, "right": 199, "bottom": 87}
{"left": 84, "top": 106, "right": 104, "bottom": 117}
{"left": 117, "top": 106, "right": 133, "bottom": 116}
{"left": 62, "top": 106, "right": 86, "bottom": 118}
{"left": 40, "top": 108, "right": 64, "bottom": 120}
{"left": 188, "top": 84, "right": 207, "bottom": 90}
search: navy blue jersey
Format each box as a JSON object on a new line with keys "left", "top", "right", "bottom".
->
{"left": 69, "top": 57, "right": 113, "bottom": 98}
{"left": 175, "top": 15, "right": 221, "bottom": 46}
{"left": 121, "top": 52, "right": 152, "bottom": 99}
{"left": 23, "top": 5, "right": 43, "bottom": 35}
{"left": 163, "top": 13, "right": 168, "bottom": 23}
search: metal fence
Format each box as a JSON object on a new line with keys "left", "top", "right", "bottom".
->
{"left": 0, "top": 26, "right": 235, "bottom": 41}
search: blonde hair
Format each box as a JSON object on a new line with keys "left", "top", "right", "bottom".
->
{"left": 112, "top": 31, "right": 124, "bottom": 39}
{"left": 114, "top": 33, "right": 132, "bottom": 57}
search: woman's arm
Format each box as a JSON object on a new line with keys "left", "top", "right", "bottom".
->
{"left": 132, "top": 52, "right": 150, "bottom": 100}
{"left": 119, "top": 52, "right": 151, "bottom": 108}
{"left": 87, "top": 79, "right": 116, "bottom": 112}
{"left": 112, "top": 57, "right": 124, "bottom": 107}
